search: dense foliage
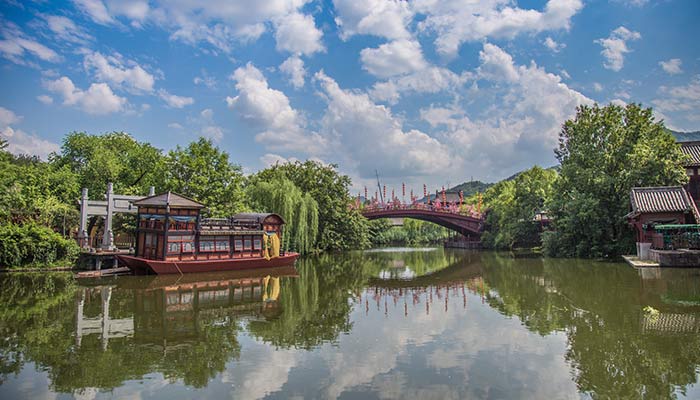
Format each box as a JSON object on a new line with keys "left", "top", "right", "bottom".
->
{"left": 544, "top": 103, "right": 688, "bottom": 258}
{"left": 369, "top": 218, "right": 449, "bottom": 245}
{"left": 164, "top": 138, "right": 246, "bottom": 217}
{"left": 246, "top": 175, "right": 319, "bottom": 254}
{"left": 480, "top": 166, "right": 557, "bottom": 250}
{"left": 0, "top": 223, "right": 79, "bottom": 267}
{"left": 250, "top": 161, "right": 370, "bottom": 251}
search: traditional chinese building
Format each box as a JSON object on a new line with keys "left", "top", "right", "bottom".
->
{"left": 680, "top": 141, "right": 700, "bottom": 203}
{"left": 626, "top": 186, "right": 700, "bottom": 244}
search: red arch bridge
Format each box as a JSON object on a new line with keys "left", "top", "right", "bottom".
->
{"left": 360, "top": 205, "right": 484, "bottom": 239}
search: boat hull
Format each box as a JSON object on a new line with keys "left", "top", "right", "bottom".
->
{"left": 116, "top": 253, "right": 299, "bottom": 275}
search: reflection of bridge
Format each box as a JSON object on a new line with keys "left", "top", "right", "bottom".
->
{"left": 361, "top": 205, "right": 484, "bottom": 237}
{"left": 363, "top": 253, "right": 487, "bottom": 317}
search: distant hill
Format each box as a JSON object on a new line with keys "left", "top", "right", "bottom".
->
{"left": 670, "top": 130, "right": 700, "bottom": 142}
{"left": 448, "top": 180, "right": 492, "bottom": 196}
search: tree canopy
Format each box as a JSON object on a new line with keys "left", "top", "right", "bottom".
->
{"left": 544, "top": 103, "right": 688, "bottom": 258}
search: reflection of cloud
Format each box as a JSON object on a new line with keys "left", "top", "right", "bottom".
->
{"left": 222, "top": 337, "right": 301, "bottom": 400}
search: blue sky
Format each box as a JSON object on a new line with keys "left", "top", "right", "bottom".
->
{"left": 1, "top": 0, "right": 699, "bottom": 193}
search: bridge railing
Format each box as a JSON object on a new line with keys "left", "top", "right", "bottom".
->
{"left": 359, "top": 202, "right": 482, "bottom": 219}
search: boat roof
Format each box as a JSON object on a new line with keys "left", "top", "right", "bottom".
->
{"left": 132, "top": 191, "right": 205, "bottom": 209}
{"left": 231, "top": 212, "right": 285, "bottom": 224}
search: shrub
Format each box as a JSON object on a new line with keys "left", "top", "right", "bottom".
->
{"left": 0, "top": 223, "right": 79, "bottom": 268}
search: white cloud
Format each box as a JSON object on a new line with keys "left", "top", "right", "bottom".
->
{"left": 279, "top": 55, "right": 306, "bottom": 88}
{"left": 46, "top": 76, "right": 127, "bottom": 114}
{"left": 274, "top": 12, "right": 324, "bottom": 55}
{"left": 360, "top": 39, "right": 428, "bottom": 78}
{"left": 83, "top": 52, "right": 155, "bottom": 93}
{"left": 167, "top": 122, "right": 183, "bottom": 129}
{"left": 0, "top": 106, "right": 21, "bottom": 126}
{"left": 333, "top": 0, "right": 413, "bottom": 40}
{"left": 596, "top": 26, "right": 641, "bottom": 71}
{"left": 39, "top": 14, "right": 93, "bottom": 44}
{"left": 193, "top": 70, "right": 217, "bottom": 89}
{"left": 106, "top": 0, "right": 150, "bottom": 24}
{"left": 415, "top": 0, "right": 583, "bottom": 57}
{"left": 423, "top": 43, "right": 592, "bottom": 181}
{"left": 543, "top": 37, "right": 565, "bottom": 52}
{"left": 0, "top": 106, "right": 59, "bottom": 159}
{"left": 72, "top": 0, "right": 115, "bottom": 25}
{"left": 158, "top": 89, "right": 194, "bottom": 108}
{"left": 593, "top": 82, "right": 603, "bottom": 92}
{"left": 652, "top": 75, "right": 700, "bottom": 129}
{"left": 369, "top": 67, "right": 471, "bottom": 104}
{"left": 37, "top": 94, "right": 53, "bottom": 104}
{"left": 314, "top": 70, "right": 455, "bottom": 179}
{"left": 659, "top": 58, "right": 683, "bottom": 75}
{"left": 0, "top": 21, "right": 61, "bottom": 66}
{"left": 227, "top": 63, "right": 325, "bottom": 154}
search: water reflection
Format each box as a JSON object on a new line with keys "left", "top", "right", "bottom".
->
{"left": 0, "top": 249, "right": 699, "bottom": 399}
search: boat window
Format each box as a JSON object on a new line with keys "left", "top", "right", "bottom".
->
{"left": 199, "top": 240, "right": 214, "bottom": 252}
{"left": 244, "top": 237, "right": 252, "bottom": 249}
{"left": 253, "top": 238, "right": 262, "bottom": 249}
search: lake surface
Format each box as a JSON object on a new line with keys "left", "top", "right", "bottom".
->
{"left": 1, "top": 248, "right": 700, "bottom": 399}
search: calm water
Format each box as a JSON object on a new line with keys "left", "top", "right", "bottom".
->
{"left": 1, "top": 248, "right": 700, "bottom": 399}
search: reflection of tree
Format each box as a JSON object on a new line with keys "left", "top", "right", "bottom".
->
{"left": 480, "top": 253, "right": 700, "bottom": 399}
{"left": 247, "top": 253, "right": 366, "bottom": 349}
{"left": 0, "top": 273, "right": 77, "bottom": 384}
{"left": 361, "top": 248, "right": 452, "bottom": 279}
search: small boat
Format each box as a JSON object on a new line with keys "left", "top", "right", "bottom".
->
{"left": 116, "top": 191, "right": 299, "bottom": 275}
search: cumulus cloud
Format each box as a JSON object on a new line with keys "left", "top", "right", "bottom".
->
{"left": 360, "top": 39, "right": 428, "bottom": 78}
{"left": 333, "top": 0, "right": 413, "bottom": 40}
{"left": 83, "top": 51, "right": 155, "bottom": 93}
{"left": 227, "top": 63, "right": 325, "bottom": 154}
{"left": 279, "top": 55, "right": 306, "bottom": 88}
{"left": 0, "top": 106, "right": 59, "bottom": 159}
{"left": 72, "top": 0, "right": 115, "bottom": 25}
{"left": 369, "top": 67, "right": 471, "bottom": 104}
{"left": 274, "top": 12, "right": 324, "bottom": 55}
{"left": 0, "top": 21, "right": 61, "bottom": 66}
{"left": 596, "top": 26, "right": 641, "bottom": 71}
{"left": 415, "top": 0, "right": 583, "bottom": 57}
{"left": 38, "top": 14, "right": 93, "bottom": 44}
{"left": 652, "top": 75, "right": 700, "bottom": 129}
{"left": 314, "top": 70, "right": 455, "bottom": 179}
{"left": 46, "top": 76, "right": 127, "bottom": 114}
{"left": 543, "top": 37, "right": 565, "bottom": 52}
{"left": 36, "top": 95, "right": 53, "bottom": 104}
{"left": 425, "top": 43, "right": 592, "bottom": 181}
{"left": 659, "top": 58, "right": 682, "bottom": 75}
{"left": 158, "top": 89, "right": 194, "bottom": 108}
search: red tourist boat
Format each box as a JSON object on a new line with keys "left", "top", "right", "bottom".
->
{"left": 116, "top": 192, "right": 299, "bottom": 275}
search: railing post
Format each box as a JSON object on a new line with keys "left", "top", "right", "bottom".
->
{"left": 78, "top": 188, "right": 89, "bottom": 249}
{"left": 101, "top": 182, "right": 115, "bottom": 250}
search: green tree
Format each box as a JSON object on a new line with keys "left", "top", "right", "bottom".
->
{"left": 249, "top": 161, "right": 370, "bottom": 250}
{"left": 164, "top": 138, "right": 246, "bottom": 217}
{"left": 246, "top": 174, "right": 319, "bottom": 254}
{"left": 52, "top": 131, "right": 165, "bottom": 196}
{"left": 544, "top": 103, "right": 688, "bottom": 258}
{"left": 481, "top": 166, "right": 557, "bottom": 249}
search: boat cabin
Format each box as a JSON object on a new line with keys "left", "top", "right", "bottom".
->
{"left": 132, "top": 192, "right": 285, "bottom": 262}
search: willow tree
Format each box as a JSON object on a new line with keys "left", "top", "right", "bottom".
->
{"left": 246, "top": 176, "right": 319, "bottom": 254}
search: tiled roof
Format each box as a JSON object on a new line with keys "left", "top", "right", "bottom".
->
{"left": 132, "top": 192, "right": 205, "bottom": 209}
{"left": 629, "top": 186, "right": 699, "bottom": 220}
{"left": 231, "top": 213, "right": 285, "bottom": 224}
{"left": 680, "top": 141, "right": 700, "bottom": 167}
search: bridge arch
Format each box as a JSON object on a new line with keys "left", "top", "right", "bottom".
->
{"left": 361, "top": 208, "right": 483, "bottom": 237}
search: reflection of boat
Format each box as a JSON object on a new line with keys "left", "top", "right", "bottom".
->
{"left": 115, "top": 192, "right": 299, "bottom": 274}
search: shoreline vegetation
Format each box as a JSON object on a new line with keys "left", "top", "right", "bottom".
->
{"left": 0, "top": 103, "right": 690, "bottom": 269}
